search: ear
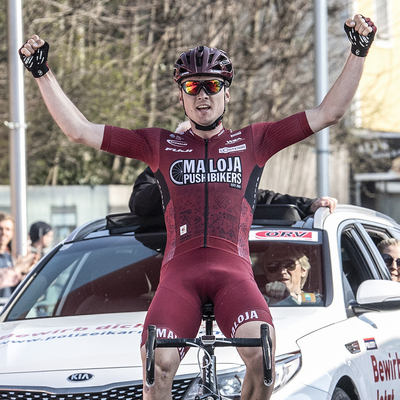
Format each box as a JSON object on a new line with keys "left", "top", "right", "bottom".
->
{"left": 225, "top": 88, "right": 230, "bottom": 104}
{"left": 179, "top": 89, "right": 184, "bottom": 106}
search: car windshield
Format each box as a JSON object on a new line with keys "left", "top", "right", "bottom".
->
{"left": 5, "top": 233, "right": 165, "bottom": 321}
{"left": 5, "top": 229, "right": 325, "bottom": 322}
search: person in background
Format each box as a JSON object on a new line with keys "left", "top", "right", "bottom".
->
{"left": 0, "top": 212, "right": 37, "bottom": 298}
{"left": 29, "top": 221, "right": 54, "bottom": 259}
{"left": 377, "top": 238, "right": 400, "bottom": 282}
{"left": 130, "top": 165, "right": 338, "bottom": 217}
{"left": 262, "top": 245, "right": 322, "bottom": 305}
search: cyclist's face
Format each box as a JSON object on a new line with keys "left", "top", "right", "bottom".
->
{"left": 179, "top": 75, "right": 229, "bottom": 131}
{"left": 381, "top": 245, "right": 400, "bottom": 282}
{"left": 264, "top": 257, "right": 307, "bottom": 295}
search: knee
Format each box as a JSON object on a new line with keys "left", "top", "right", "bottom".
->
{"left": 141, "top": 345, "right": 180, "bottom": 381}
{"left": 241, "top": 347, "right": 265, "bottom": 372}
{"left": 155, "top": 352, "right": 179, "bottom": 379}
{"left": 235, "top": 322, "right": 276, "bottom": 373}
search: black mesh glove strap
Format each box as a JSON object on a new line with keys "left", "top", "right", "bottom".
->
{"left": 19, "top": 41, "right": 50, "bottom": 78}
{"left": 344, "top": 17, "right": 376, "bottom": 57}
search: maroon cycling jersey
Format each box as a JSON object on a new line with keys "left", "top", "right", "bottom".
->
{"left": 101, "top": 112, "right": 313, "bottom": 263}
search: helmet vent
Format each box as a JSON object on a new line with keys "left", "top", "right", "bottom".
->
{"left": 173, "top": 46, "right": 234, "bottom": 84}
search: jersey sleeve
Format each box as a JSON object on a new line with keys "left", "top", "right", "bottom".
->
{"left": 252, "top": 111, "right": 314, "bottom": 166}
{"left": 101, "top": 125, "right": 161, "bottom": 170}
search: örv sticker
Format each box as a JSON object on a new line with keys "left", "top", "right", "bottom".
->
{"left": 250, "top": 230, "right": 319, "bottom": 242}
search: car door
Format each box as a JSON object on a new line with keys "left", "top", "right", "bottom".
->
{"left": 339, "top": 222, "right": 400, "bottom": 399}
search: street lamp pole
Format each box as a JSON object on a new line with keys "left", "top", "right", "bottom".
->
{"left": 7, "top": 0, "right": 28, "bottom": 257}
{"left": 314, "top": 0, "right": 330, "bottom": 196}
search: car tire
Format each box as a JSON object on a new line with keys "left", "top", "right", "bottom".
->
{"left": 332, "top": 387, "right": 352, "bottom": 400}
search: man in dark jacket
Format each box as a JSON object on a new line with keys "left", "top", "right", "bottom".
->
{"left": 129, "top": 165, "right": 338, "bottom": 217}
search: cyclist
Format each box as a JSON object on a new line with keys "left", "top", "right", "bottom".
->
{"left": 19, "top": 14, "right": 376, "bottom": 400}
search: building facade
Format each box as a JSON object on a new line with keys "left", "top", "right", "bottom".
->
{"left": 353, "top": 0, "right": 400, "bottom": 222}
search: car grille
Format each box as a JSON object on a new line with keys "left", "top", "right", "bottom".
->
{"left": 0, "top": 378, "right": 194, "bottom": 400}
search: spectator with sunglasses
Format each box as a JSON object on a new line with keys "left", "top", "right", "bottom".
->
{"left": 377, "top": 238, "right": 400, "bottom": 282}
{"left": 262, "top": 246, "right": 322, "bottom": 306}
{"left": 19, "top": 14, "right": 376, "bottom": 400}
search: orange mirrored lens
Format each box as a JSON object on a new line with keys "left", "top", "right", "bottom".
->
{"left": 182, "top": 80, "right": 224, "bottom": 95}
{"left": 183, "top": 81, "right": 201, "bottom": 95}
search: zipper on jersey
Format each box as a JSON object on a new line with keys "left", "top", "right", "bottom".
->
{"left": 203, "top": 139, "right": 209, "bottom": 247}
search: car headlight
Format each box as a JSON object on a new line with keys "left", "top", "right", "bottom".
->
{"left": 182, "top": 351, "right": 301, "bottom": 399}
{"left": 274, "top": 351, "right": 302, "bottom": 392}
{"left": 183, "top": 367, "right": 246, "bottom": 400}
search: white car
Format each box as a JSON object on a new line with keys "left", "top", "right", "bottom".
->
{"left": 1, "top": 204, "right": 400, "bottom": 400}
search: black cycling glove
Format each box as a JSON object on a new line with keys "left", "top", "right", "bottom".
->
{"left": 19, "top": 41, "right": 50, "bottom": 78}
{"left": 344, "top": 16, "right": 376, "bottom": 57}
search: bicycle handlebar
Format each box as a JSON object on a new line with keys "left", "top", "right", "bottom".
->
{"left": 145, "top": 325, "right": 156, "bottom": 387}
{"left": 145, "top": 323, "right": 273, "bottom": 390}
{"left": 155, "top": 337, "right": 262, "bottom": 348}
{"left": 261, "top": 324, "right": 273, "bottom": 386}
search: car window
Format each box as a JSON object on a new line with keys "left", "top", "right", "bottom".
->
{"left": 357, "top": 223, "right": 393, "bottom": 280}
{"left": 250, "top": 235, "right": 325, "bottom": 307}
{"left": 5, "top": 234, "right": 165, "bottom": 321}
{"left": 340, "top": 228, "right": 376, "bottom": 297}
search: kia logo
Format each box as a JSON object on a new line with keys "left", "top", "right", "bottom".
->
{"left": 67, "top": 373, "right": 94, "bottom": 382}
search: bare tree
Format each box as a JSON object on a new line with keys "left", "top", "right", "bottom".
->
{"left": 0, "top": 0, "right": 349, "bottom": 189}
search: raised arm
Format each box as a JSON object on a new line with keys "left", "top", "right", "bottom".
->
{"left": 305, "top": 14, "right": 377, "bottom": 133}
{"left": 19, "top": 35, "right": 104, "bottom": 149}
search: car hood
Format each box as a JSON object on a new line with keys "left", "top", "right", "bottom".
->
{"left": 271, "top": 306, "right": 342, "bottom": 355}
{"left": 0, "top": 312, "right": 243, "bottom": 385}
{"left": 0, "top": 313, "right": 146, "bottom": 372}
{"left": 0, "top": 306, "right": 342, "bottom": 384}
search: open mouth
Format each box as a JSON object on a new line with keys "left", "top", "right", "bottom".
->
{"left": 197, "top": 105, "right": 210, "bottom": 111}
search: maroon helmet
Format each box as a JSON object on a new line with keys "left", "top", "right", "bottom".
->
{"left": 173, "top": 46, "right": 234, "bottom": 85}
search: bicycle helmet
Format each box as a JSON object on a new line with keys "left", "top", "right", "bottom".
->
{"left": 173, "top": 46, "right": 234, "bottom": 85}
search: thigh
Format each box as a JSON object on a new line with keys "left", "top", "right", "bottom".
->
{"left": 212, "top": 257, "right": 273, "bottom": 338}
{"left": 141, "top": 255, "right": 204, "bottom": 349}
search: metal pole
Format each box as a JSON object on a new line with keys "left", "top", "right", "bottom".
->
{"left": 7, "top": 0, "right": 28, "bottom": 257}
{"left": 314, "top": 0, "right": 330, "bottom": 196}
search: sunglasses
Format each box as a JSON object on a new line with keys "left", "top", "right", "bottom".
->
{"left": 180, "top": 79, "right": 226, "bottom": 96}
{"left": 264, "top": 260, "right": 297, "bottom": 274}
{"left": 382, "top": 253, "right": 400, "bottom": 270}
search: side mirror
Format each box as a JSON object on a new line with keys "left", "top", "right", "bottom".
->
{"left": 350, "top": 280, "right": 400, "bottom": 315}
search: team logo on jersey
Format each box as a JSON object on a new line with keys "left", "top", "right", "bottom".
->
{"left": 225, "top": 137, "right": 244, "bottom": 145}
{"left": 167, "top": 139, "right": 188, "bottom": 147}
{"left": 219, "top": 144, "right": 246, "bottom": 154}
{"left": 169, "top": 156, "right": 242, "bottom": 188}
{"left": 165, "top": 147, "right": 193, "bottom": 153}
{"left": 230, "top": 131, "right": 242, "bottom": 137}
{"left": 169, "top": 133, "right": 184, "bottom": 139}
